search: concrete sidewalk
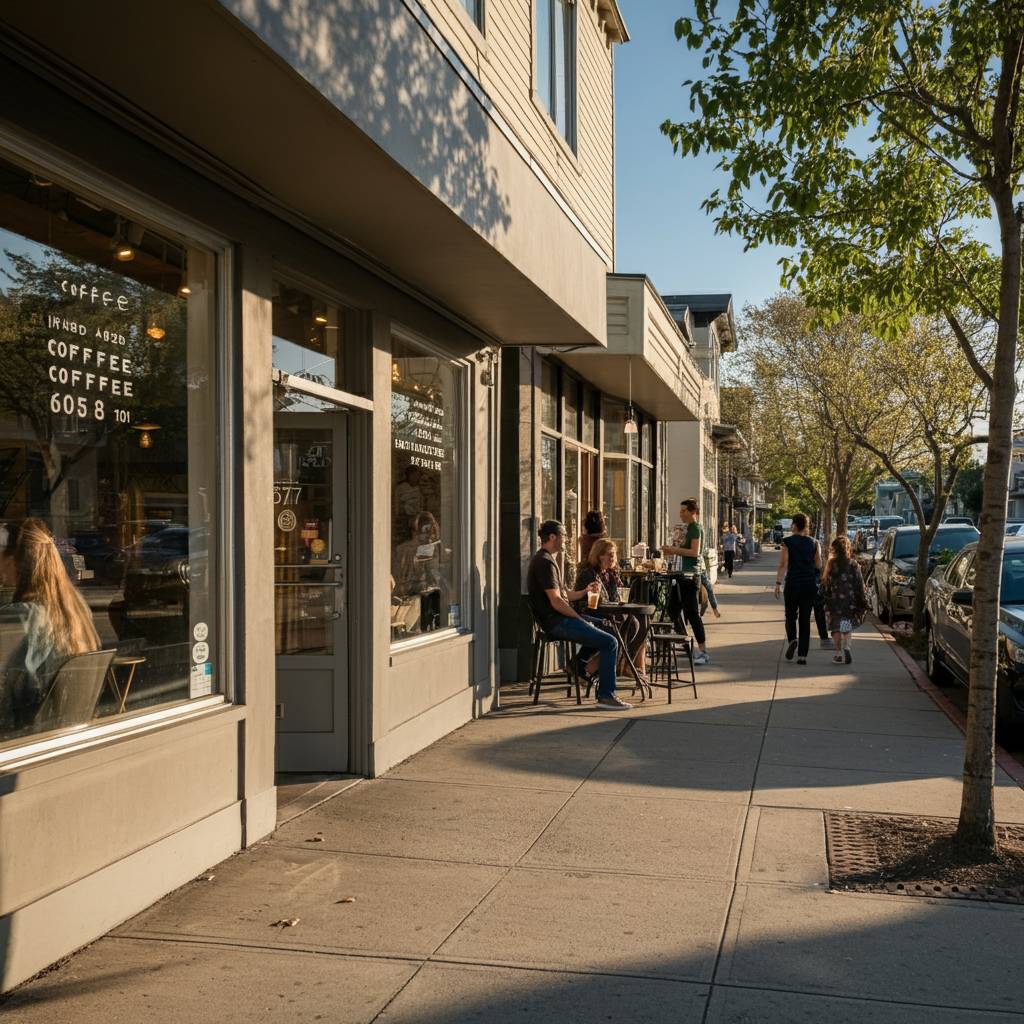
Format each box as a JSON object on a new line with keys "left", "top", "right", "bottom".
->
{"left": 6, "top": 563, "right": 1024, "bottom": 1022}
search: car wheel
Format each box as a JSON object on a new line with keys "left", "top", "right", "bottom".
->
{"left": 926, "top": 623, "right": 948, "bottom": 683}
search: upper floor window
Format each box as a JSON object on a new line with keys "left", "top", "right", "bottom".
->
{"left": 536, "top": 0, "right": 577, "bottom": 149}
{"left": 459, "top": 0, "right": 483, "bottom": 29}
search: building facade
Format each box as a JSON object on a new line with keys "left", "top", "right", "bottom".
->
{"left": 0, "top": 0, "right": 627, "bottom": 989}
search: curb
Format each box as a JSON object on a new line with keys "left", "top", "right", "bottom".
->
{"left": 874, "top": 620, "right": 1024, "bottom": 790}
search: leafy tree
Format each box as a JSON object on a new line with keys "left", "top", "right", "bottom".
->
{"left": 664, "top": 0, "right": 1022, "bottom": 856}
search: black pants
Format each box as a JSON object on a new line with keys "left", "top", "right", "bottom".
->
{"left": 784, "top": 581, "right": 817, "bottom": 658}
{"left": 724, "top": 551, "right": 735, "bottom": 577}
{"left": 813, "top": 587, "right": 829, "bottom": 640}
{"left": 667, "top": 574, "right": 706, "bottom": 645}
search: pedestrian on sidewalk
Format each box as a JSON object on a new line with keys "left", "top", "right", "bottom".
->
{"left": 820, "top": 534, "right": 869, "bottom": 664}
{"left": 809, "top": 520, "right": 833, "bottom": 650}
{"left": 661, "top": 498, "right": 711, "bottom": 665}
{"left": 774, "top": 513, "right": 822, "bottom": 665}
{"left": 526, "top": 519, "right": 631, "bottom": 710}
{"left": 701, "top": 547, "right": 721, "bottom": 619}
{"left": 721, "top": 523, "right": 738, "bottom": 577}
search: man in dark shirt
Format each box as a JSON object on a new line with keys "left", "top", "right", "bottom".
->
{"left": 526, "top": 519, "right": 630, "bottom": 710}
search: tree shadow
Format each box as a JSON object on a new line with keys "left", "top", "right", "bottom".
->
{"left": 223, "top": 0, "right": 513, "bottom": 243}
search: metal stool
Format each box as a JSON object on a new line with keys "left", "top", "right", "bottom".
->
{"left": 648, "top": 623, "right": 698, "bottom": 702}
{"left": 529, "top": 626, "right": 582, "bottom": 705}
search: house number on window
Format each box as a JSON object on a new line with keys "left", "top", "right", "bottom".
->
{"left": 273, "top": 484, "right": 303, "bottom": 505}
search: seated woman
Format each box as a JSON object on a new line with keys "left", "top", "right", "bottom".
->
{"left": 0, "top": 518, "right": 100, "bottom": 731}
{"left": 574, "top": 538, "right": 650, "bottom": 683}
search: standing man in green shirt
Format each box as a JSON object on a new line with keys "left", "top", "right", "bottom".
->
{"left": 661, "top": 498, "right": 710, "bottom": 664}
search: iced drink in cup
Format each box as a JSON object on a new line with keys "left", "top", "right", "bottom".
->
{"left": 587, "top": 588, "right": 600, "bottom": 610}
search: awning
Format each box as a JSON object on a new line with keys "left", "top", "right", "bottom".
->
{"left": 558, "top": 275, "right": 703, "bottom": 421}
{"left": 712, "top": 423, "right": 747, "bottom": 451}
{"left": 1, "top": 1, "right": 610, "bottom": 347}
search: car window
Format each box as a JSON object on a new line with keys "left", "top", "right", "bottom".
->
{"left": 963, "top": 555, "right": 977, "bottom": 589}
{"left": 893, "top": 528, "right": 979, "bottom": 559}
{"left": 946, "top": 551, "right": 972, "bottom": 588}
{"left": 1001, "top": 551, "right": 1024, "bottom": 604}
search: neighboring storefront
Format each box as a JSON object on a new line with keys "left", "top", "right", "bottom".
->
{"left": 499, "top": 275, "right": 703, "bottom": 681}
{"left": 0, "top": 0, "right": 627, "bottom": 990}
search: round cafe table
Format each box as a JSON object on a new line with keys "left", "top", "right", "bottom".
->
{"left": 592, "top": 602, "right": 656, "bottom": 700}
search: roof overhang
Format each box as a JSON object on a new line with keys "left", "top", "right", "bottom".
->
{"left": 596, "top": 0, "right": 630, "bottom": 43}
{"left": 0, "top": 1, "right": 609, "bottom": 347}
{"left": 558, "top": 275, "right": 703, "bottom": 421}
{"left": 713, "top": 423, "right": 747, "bottom": 451}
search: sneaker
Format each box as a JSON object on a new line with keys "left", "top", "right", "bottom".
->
{"left": 844, "top": 649, "right": 853, "bottom": 664}
{"left": 797, "top": 657, "right": 807, "bottom": 665}
{"left": 820, "top": 638, "right": 833, "bottom": 649}
{"left": 596, "top": 695, "right": 633, "bottom": 710}
{"left": 693, "top": 651, "right": 711, "bottom": 665}
{"left": 832, "top": 654, "right": 844, "bottom": 664}
{"left": 785, "top": 640, "right": 798, "bottom": 661}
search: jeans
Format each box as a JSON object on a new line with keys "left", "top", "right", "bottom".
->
{"left": 548, "top": 614, "right": 619, "bottom": 698}
{"left": 701, "top": 572, "right": 718, "bottom": 611}
{"left": 784, "top": 580, "right": 818, "bottom": 658}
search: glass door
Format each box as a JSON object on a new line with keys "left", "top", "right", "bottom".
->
{"left": 273, "top": 412, "right": 348, "bottom": 771}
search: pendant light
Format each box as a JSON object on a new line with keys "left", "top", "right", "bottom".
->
{"left": 623, "top": 357, "right": 638, "bottom": 435}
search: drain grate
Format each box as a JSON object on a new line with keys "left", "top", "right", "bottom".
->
{"left": 825, "top": 811, "right": 1024, "bottom": 905}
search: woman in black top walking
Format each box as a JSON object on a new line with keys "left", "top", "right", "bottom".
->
{"left": 774, "top": 513, "right": 822, "bottom": 664}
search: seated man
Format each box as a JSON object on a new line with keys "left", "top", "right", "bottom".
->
{"left": 526, "top": 519, "right": 631, "bottom": 710}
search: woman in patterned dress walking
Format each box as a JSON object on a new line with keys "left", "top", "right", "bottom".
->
{"left": 820, "top": 535, "right": 869, "bottom": 664}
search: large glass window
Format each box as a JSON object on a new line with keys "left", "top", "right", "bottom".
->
{"left": 540, "top": 358, "right": 559, "bottom": 430}
{"left": 272, "top": 280, "right": 348, "bottom": 396}
{"left": 603, "top": 459, "right": 627, "bottom": 552}
{"left": 0, "top": 156, "right": 221, "bottom": 746}
{"left": 540, "top": 434, "right": 559, "bottom": 523}
{"left": 535, "top": 0, "right": 577, "bottom": 149}
{"left": 390, "top": 336, "right": 463, "bottom": 641}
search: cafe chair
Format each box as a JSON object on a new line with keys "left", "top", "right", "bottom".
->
{"left": 527, "top": 608, "right": 582, "bottom": 706}
{"left": 35, "top": 649, "right": 117, "bottom": 731}
{"left": 648, "top": 622, "right": 698, "bottom": 703}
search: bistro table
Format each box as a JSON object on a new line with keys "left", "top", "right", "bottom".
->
{"left": 592, "top": 601, "right": 656, "bottom": 700}
{"left": 106, "top": 654, "right": 146, "bottom": 714}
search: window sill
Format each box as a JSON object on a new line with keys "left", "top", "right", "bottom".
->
{"left": 0, "top": 697, "right": 238, "bottom": 777}
{"left": 390, "top": 628, "right": 473, "bottom": 664}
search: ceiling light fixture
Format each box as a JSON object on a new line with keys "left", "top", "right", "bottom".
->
{"left": 133, "top": 422, "right": 161, "bottom": 449}
{"left": 624, "top": 358, "right": 638, "bottom": 435}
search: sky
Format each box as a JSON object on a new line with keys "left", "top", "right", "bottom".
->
{"left": 614, "top": 1, "right": 790, "bottom": 313}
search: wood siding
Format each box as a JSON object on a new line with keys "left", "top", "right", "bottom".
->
{"left": 420, "top": 0, "right": 617, "bottom": 267}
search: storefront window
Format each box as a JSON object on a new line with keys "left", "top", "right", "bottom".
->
{"left": 564, "top": 445, "right": 580, "bottom": 570}
{"left": 582, "top": 389, "right": 596, "bottom": 448}
{"left": 0, "top": 156, "right": 221, "bottom": 745}
{"left": 540, "top": 358, "right": 558, "bottom": 430}
{"left": 390, "top": 336, "right": 463, "bottom": 641}
{"left": 540, "top": 434, "right": 558, "bottom": 523}
{"left": 272, "top": 280, "right": 348, "bottom": 398}
{"left": 603, "top": 459, "right": 627, "bottom": 551}
{"left": 564, "top": 377, "right": 579, "bottom": 440}
{"left": 603, "top": 400, "right": 627, "bottom": 455}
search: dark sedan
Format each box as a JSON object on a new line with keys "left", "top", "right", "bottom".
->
{"left": 925, "top": 537, "right": 1024, "bottom": 726}
{"left": 870, "top": 524, "right": 980, "bottom": 622}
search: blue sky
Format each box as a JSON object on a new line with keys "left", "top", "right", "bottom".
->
{"left": 614, "top": 2, "right": 790, "bottom": 311}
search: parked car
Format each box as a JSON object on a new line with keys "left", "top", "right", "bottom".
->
{"left": 925, "top": 536, "right": 1024, "bottom": 726}
{"left": 872, "top": 515, "right": 906, "bottom": 532}
{"left": 871, "top": 524, "right": 980, "bottom": 622}
{"left": 1006, "top": 522, "right": 1024, "bottom": 536}
{"left": 943, "top": 516, "right": 975, "bottom": 526}
{"left": 122, "top": 526, "right": 208, "bottom": 622}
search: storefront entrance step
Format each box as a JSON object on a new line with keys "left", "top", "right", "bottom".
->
{"left": 275, "top": 773, "right": 362, "bottom": 826}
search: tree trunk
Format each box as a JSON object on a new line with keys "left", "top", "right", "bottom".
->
{"left": 957, "top": 184, "right": 1020, "bottom": 856}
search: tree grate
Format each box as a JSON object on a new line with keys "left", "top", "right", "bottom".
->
{"left": 825, "top": 810, "right": 1024, "bottom": 906}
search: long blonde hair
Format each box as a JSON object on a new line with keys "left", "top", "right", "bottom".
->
{"left": 11, "top": 518, "right": 99, "bottom": 656}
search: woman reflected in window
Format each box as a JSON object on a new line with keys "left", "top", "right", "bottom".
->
{"left": 0, "top": 518, "right": 100, "bottom": 729}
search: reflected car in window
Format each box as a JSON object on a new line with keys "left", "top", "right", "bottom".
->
{"left": 925, "top": 537, "right": 1024, "bottom": 727}
{"left": 871, "top": 524, "right": 980, "bottom": 622}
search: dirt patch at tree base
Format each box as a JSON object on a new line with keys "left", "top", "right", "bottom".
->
{"left": 826, "top": 811, "right": 1024, "bottom": 904}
